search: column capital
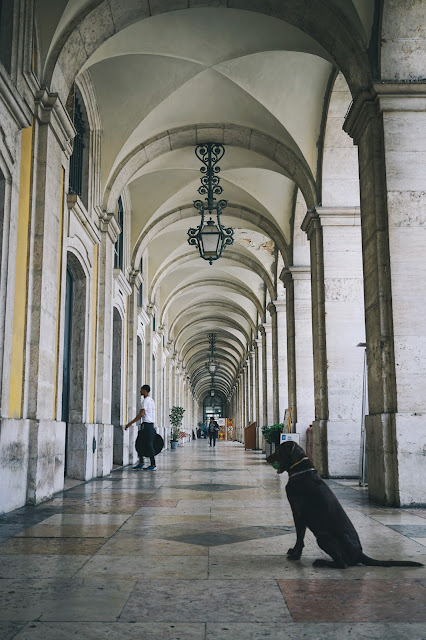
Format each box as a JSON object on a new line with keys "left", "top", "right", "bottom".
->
{"left": 267, "top": 302, "right": 276, "bottom": 317}
{"left": 316, "top": 207, "right": 361, "bottom": 226}
{"left": 301, "top": 208, "right": 321, "bottom": 240}
{"left": 272, "top": 299, "right": 286, "bottom": 314}
{"left": 147, "top": 302, "right": 157, "bottom": 318}
{"left": 262, "top": 321, "right": 272, "bottom": 334}
{"left": 342, "top": 83, "right": 426, "bottom": 145}
{"left": 128, "top": 268, "right": 143, "bottom": 288}
{"left": 97, "top": 209, "right": 120, "bottom": 243}
{"left": 289, "top": 265, "right": 311, "bottom": 280}
{"left": 280, "top": 267, "right": 293, "bottom": 287}
{"left": 34, "top": 88, "right": 75, "bottom": 157}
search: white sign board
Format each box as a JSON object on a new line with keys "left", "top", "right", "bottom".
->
{"left": 280, "top": 433, "right": 300, "bottom": 444}
{"left": 217, "top": 418, "right": 226, "bottom": 426}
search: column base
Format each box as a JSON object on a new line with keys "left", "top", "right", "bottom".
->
{"left": 96, "top": 423, "right": 113, "bottom": 477}
{"left": 127, "top": 425, "right": 138, "bottom": 463}
{"left": 0, "top": 418, "right": 30, "bottom": 513}
{"left": 113, "top": 424, "right": 130, "bottom": 466}
{"left": 312, "top": 420, "right": 328, "bottom": 476}
{"left": 366, "top": 412, "right": 426, "bottom": 506}
{"left": 326, "top": 420, "right": 360, "bottom": 477}
{"left": 27, "top": 419, "right": 66, "bottom": 505}
{"left": 67, "top": 423, "right": 113, "bottom": 480}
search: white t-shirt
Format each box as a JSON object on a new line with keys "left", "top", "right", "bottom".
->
{"left": 141, "top": 396, "right": 155, "bottom": 423}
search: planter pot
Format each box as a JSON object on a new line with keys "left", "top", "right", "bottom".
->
{"left": 170, "top": 440, "right": 179, "bottom": 450}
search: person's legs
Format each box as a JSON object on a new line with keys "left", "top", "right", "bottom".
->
{"left": 144, "top": 424, "right": 157, "bottom": 470}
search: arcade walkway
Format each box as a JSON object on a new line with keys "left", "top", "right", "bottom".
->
{"left": 0, "top": 441, "right": 425, "bottom": 639}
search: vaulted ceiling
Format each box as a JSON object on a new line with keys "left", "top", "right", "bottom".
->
{"left": 35, "top": 1, "right": 372, "bottom": 401}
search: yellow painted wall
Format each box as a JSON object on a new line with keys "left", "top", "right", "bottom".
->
{"left": 9, "top": 126, "right": 33, "bottom": 418}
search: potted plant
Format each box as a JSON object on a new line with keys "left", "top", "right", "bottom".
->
{"left": 169, "top": 406, "right": 185, "bottom": 450}
{"left": 262, "top": 423, "right": 283, "bottom": 456}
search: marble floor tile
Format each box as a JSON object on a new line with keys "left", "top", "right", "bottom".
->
{"left": 278, "top": 578, "right": 426, "bottom": 622}
{"left": 15, "top": 524, "right": 122, "bottom": 538}
{"left": 0, "top": 554, "right": 89, "bottom": 578}
{"left": 0, "top": 537, "right": 106, "bottom": 555}
{"left": 0, "top": 622, "right": 27, "bottom": 640}
{"left": 0, "top": 578, "right": 135, "bottom": 622}
{"left": 206, "top": 622, "right": 426, "bottom": 640}
{"left": 13, "top": 622, "right": 206, "bottom": 640}
{"left": 120, "top": 579, "right": 291, "bottom": 623}
{"left": 96, "top": 536, "right": 208, "bottom": 556}
{"left": 1, "top": 440, "right": 425, "bottom": 637}
{"left": 77, "top": 554, "right": 208, "bottom": 579}
{"left": 39, "top": 514, "right": 131, "bottom": 525}
{"left": 411, "top": 538, "right": 426, "bottom": 547}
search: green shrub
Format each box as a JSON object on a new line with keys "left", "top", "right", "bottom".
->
{"left": 261, "top": 423, "right": 283, "bottom": 445}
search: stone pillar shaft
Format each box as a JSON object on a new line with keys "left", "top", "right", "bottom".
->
{"left": 345, "top": 84, "right": 426, "bottom": 504}
{"left": 288, "top": 267, "right": 314, "bottom": 449}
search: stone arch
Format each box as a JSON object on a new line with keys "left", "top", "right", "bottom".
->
{"left": 135, "top": 202, "right": 290, "bottom": 269}
{"left": 45, "top": 1, "right": 371, "bottom": 103}
{"left": 320, "top": 72, "right": 360, "bottom": 208}
{"left": 160, "top": 280, "right": 264, "bottom": 326}
{"left": 169, "top": 300, "right": 256, "bottom": 337}
{"left": 151, "top": 248, "right": 274, "bottom": 303}
{"left": 105, "top": 124, "right": 317, "bottom": 217}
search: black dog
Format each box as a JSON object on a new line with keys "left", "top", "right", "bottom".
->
{"left": 267, "top": 442, "right": 423, "bottom": 569}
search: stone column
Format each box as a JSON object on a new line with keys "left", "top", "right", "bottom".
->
{"left": 249, "top": 349, "right": 256, "bottom": 424}
{"left": 255, "top": 337, "right": 263, "bottom": 428}
{"left": 281, "top": 271, "right": 297, "bottom": 425}
{"left": 284, "top": 267, "right": 315, "bottom": 449}
{"left": 344, "top": 84, "right": 426, "bottom": 505}
{"left": 301, "top": 211, "right": 328, "bottom": 474}
{"left": 244, "top": 360, "right": 250, "bottom": 427}
{"left": 263, "top": 322, "right": 274, "bottom": 426}
{"left": 274, "top": 299, "right": 288, "bottom": 422}
{"left": 124, "top": 269, "right": 142, "bottom": 466}
{"left": 23, "top": 91, "right": 74, "bottom": 500}
{"left": 302, "top": 208, "right": 365, "bottom": 477}
{"left": 267, "top": 305, "right": 280, "bottom": 424}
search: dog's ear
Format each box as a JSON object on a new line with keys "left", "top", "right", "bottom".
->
{"left": 277, "top": 442, "right": 292, "bottom": 470}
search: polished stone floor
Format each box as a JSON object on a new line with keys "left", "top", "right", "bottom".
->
{"left": 1, "top": 441, "right": 426, "bottom": 639}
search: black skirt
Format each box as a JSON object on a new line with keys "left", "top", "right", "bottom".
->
{"left": 135, "top": 424, "right": 163, "bottom": 458}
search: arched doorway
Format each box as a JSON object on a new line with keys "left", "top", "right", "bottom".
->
{"left": 62, "top": 254, "right": 87, "bottom": 478}
{"left": 112, "top": 307, "right": 124, "bottom": 466}
{"left": 203, "top": 393, "right": 224, "bottom": 423}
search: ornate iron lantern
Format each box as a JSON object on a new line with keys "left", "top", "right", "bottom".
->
{"left": 205, "top": 333, "right": 219, "bottom": 375}
{"left": 188, "top": 143, "right": 234, "bottom": 264}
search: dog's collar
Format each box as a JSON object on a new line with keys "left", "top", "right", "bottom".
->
{"left": 289, "top": 456, "right": 309, "bottom": 470}
{"left": 288, "top": 468, "right": 315, "bottom": 479}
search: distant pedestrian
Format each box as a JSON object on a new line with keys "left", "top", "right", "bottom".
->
{"left": 125, "top": 385, "right": 157, "bottom": 470}
{"left": 208, "top": 417, "right": 219, "bottom": 447}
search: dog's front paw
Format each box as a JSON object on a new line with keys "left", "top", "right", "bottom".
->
{"left": 287, "top": 547, "right": 301, "bottom": 560}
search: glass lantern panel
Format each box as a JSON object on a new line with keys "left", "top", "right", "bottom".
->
{"left": 200, "top": 223, "right": 221, "bottom": 259}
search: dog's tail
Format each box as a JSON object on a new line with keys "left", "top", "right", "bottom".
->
{"left": 360, "top": 553, "right": 423, "bottom": 567}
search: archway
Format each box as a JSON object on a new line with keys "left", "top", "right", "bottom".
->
{"left": 62, "top": 253, "right": 88, "bottom": 478}
{"left": 112, "top": 307, "right": 124, "bottom": 466}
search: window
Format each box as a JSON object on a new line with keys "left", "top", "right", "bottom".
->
{"left": 114, "top": 196, "right": 124, "bottom": 270}
{"left": 153, "top": 315, "right": 156, "bottom": 332}
{"left": 138, "top": 282, "right": 143, "bottom": 308}
{"left": 69, "top": 96, "right": 85, "bottom": 197}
